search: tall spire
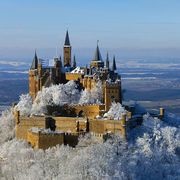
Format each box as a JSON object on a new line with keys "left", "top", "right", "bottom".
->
{"left": 64, "top": 30, "right": 70, "bottom": 46}
{"left": 58, "top": 55, "right": 62, "bottom": 67}
{"left": 30, "top": 50, "right": 38, "bottom": 69}
{"left": 63, "top": 30, "right": 71, "bottom": 67}
{"left": 112, "top": 55, "right": 117, "bottom": 71}
{"left": 73, "top": 55, "right": 76, "bottom": 69}
{"left": 105, "top": 52, "right": 109, "bottom": 69}
{"left": 93, "top": 41, "right": 102, "bottom": 61}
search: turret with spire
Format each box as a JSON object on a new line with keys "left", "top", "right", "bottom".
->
{"left": 105, "top": 52, "right": 110, "bottom": 69}
{"left": 30, "top": 50, "right": 38, "bottom": 69}
{"left": 63, "top": 30, "right": 71, "bottom": 67}
{"left": 90, "top": 41, "right": 104, "bottom": 69}
{"left": 112, "top": 55, "right": 117, "bottom": 71}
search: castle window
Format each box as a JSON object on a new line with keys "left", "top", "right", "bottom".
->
{"left": 111, "top": 96, "right": 115, "bottom": 101}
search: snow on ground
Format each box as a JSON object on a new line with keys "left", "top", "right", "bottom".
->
{"left": 0, "top": 108, "right": 179, "bottom": 179}
{"left": 0, "top": 83, "right": 180, "bottom": 180}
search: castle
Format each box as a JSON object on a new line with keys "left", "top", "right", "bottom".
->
{"left": 29, "top": 30, "right": 121, "bottom": 111}
{"left": 14, "top": 31, "right": 164, "bottom": 149}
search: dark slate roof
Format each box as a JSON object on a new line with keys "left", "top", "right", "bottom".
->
{"left": 30, "top": 51, "right": 38, "bottom": 69}
{"left": 93, "top": 45, "right": 102, "bottom": 61}
{"left": 64, "top": 30, "right": 70, "bottom": 46}
{"left": 105, "top": 52, "right": 109, "bottom": 68}
{"left": 112, "top": 55, "right": 117, "bottom": 71}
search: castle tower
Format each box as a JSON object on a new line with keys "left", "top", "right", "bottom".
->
{"left": 104, "top": 80, "right": 122, "bottom": 111}
{"left": 90, "top": 42, "right": 104, "bottom": 69}
{"left": 37, "top": 59, "right": 42, "bottom": 91}
{"left": 30, "top": 50, "right": 38, "bottom": 69}
{"left": 29, "top": 51, "right": 39, "bottom": 100}
{"left": 63, "top": 30, "right": 71, "bottom": 67}
{"left": 112, "top": 55, "right": 117, "bottom": 71}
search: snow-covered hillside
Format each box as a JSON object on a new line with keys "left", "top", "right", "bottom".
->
{"left": 0, "top": 82, "right": 180, "bottom": 180}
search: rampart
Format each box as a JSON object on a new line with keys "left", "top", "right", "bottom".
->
{"left": 14, "top": 111, "right": 128, "bottom": 149}
{"left": 70, "top": 104, "right": 105, "bottom": 118}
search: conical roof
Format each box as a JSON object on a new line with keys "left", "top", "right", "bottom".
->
{"left": 105, "top": 52, "right": 109, "bottom": 68}
{"left": 64, "top": 30, "right": 70, "bottom": 46}
{"left": 30, "top": 51, "right": 38, "bottom": 69}
{"left": 93, "top": 45, "right": 102, "bottom": 61}
{"left": 112, "top": 55, "right": 117, "bottom": 71}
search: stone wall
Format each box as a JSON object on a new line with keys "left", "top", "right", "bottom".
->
{"left": 27, "top": 130, "right": 64, "bottom": 149}
{"left": 16, "top": 116, "right": 45, "bottom": 140}
{"left": 70, "top": 104, "right": 105, "bottom": 118}
{"left": 15, "top": 111, "right": 127, "bottom": 149}
{"left": 66, "top": 73, "right": 83, "bottom": 81}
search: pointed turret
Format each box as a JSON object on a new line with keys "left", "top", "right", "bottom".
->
{"left": 112, "top": 55, "right": 117, "bottom": 71}
{"left": 105, "top": 52, "right": 109, "bottom": 69}
{"left": 64, "top": 30, "right": 70, "bottom": 46}
{"left": 90, "top": 41, "right": 104, "bottom": 69}
{"left": 30, "top": 50, "right": 38, "bottom": 69}
{"left": 93, "top": 45, "right": 102, "bottom": 61}
{"left": 73, "top": 55, "right": 76, "bottom": 69}
{"left": 63, "top": 30, "right": 72, "bottom": 67}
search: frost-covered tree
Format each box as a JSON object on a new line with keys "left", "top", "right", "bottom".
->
{"left": 79, "top": 89, "right": 92, "bottom": 104}
{"left": 1, "top": 79, "right": 180, "bottom": 179}
{"left": 14, "top": 94, "right": 32, "bottom": 116}
{"left": 14, "top": 81, "right": 81, "bottom": 115}
{"left": 0, "top": 107, "right": 180, "bottom": 179}
{"left": 0, "top": 109, "right": 15, "bottom": 144}
{"left": 79, "top": 80, "right": 103, "bottom": 105}
{"left": 104, "top": 102, "right": 127, "bottom": 120}
{"left": 91, "top": 80, "right": 103, "bottom": 103}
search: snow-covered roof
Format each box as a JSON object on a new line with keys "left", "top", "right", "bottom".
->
{"left": 71, "top": 67, "right": 84, "bottom": 74}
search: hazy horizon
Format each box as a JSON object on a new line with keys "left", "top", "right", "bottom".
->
{"left": 0, "top": 0, "right": 180, "bottom": 61}
{"left": 1, "top": 47, "right": 180, "bottom": 63}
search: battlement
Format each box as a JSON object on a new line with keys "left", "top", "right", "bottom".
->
{"left": 14, "top": 109, "right": 129, "bottom": 149}
{"left": 27, "top": 128, "right": 64, "bottom": 149}
{"left": 105, "top": 80, "right": 121, "bottom": 87}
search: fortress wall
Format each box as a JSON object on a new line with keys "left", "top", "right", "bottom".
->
{"left": 64, "top": 133, "right": 79, "bottom": 147}
{"left": 16, "top": 117, "right": 45, "bottom": 140}
{"left": 104, "top": 120, "right": 125, "bottom": 135}
{"left": 89, "top": 120, "right": 105, "bottom": 134}
{"left": 54, "top": 117, "right": 82, "bottom": 133}
{"left": 89, "top": 119, "right": 126, "bottom": 137}
{"left": 27, "top": 131, "right": 64, "bottom": 149}
{"left": 15, "top": 114, "right": 126, "bottom": 148}
{"left": 27, "top": 131, "right": 39, "bottom": 148}
{"left": 38, "top": 133, "right": 64, "bottom": 149}
{"left": 71, "top": 104, "right": 105, "bottom": 118}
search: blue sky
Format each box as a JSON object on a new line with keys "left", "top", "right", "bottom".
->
{"left": 0, "top": 0, "right": 180, "bottom": 60}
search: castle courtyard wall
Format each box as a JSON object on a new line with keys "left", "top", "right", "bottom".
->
{"left": 27, "top": 130, "right": 64, "bottom": 149}
{"left": 15, "top": 111, "right": 127, "bottom": 149}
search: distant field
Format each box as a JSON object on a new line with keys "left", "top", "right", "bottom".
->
{"left": 0, "top": 79, "right": 28, "bottom": 105}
